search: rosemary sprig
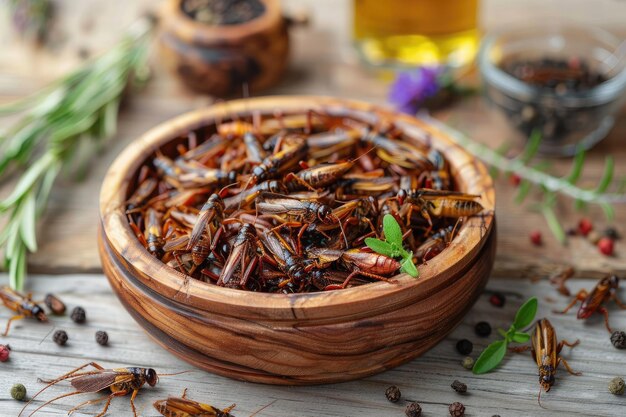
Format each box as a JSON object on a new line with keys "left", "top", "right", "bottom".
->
{"left": 424, "top": 116, "right": 625, "bottom": 242}
{"left": 0, "top": 17, "right": 154, "bottom": 290}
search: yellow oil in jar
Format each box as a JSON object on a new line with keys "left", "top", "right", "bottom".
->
{"left": 353, "top": 0, "right": 479, "bottom": 69}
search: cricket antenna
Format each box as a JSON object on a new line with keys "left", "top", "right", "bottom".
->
{"left": 538, "top": 387, "right": 547, "bottom": 409}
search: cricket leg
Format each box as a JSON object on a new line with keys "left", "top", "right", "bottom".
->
{"left": 3, "top": 314, "right": 25, "bottom": 336}
{"left": 598, "top": 306, "right": 613, "bottom": 333}
{"left": 553, "top": 290, "right": 587, "bottom": 314}
{"left": 558, "top": 357, "right": 582, "bottom": 376}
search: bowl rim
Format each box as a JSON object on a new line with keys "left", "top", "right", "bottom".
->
{"left": 161, "top": 0, "right": 283, "bottom": 44}
{"left": 99, "top": 96, "right": 495, "bottom": 318}
{"left": 478, "top": 23, "right": 626, "bottom": 106}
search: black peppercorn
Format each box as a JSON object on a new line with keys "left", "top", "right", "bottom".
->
{"left": 405, "top": 402, "right": 422, "bottom": 417}
{"left": 489, "top": 292, "right": 505, "bottom": 307}
{"left": 611, "top": 331, "right": 626, "bottom": 349}
{"left": 456, "top": 339, "right": 473, "bottom": 355}
{"left": 95, "top": 331, "right": 109, "bottom": 346}
{"left": 604, "top": 227, "right": 620, "bottom": 240}
{"left": 451, "top": 380, "right": 467, "bottom": 394}
{"left": 70, "top": 306, "right": 86, "bottom": 324}
{"left": 385, "top": 385, "right": 401, "bottom": 403}
{"left": 53, "top": 330, "right": 68, "bottom": 346}
{"left": 449, "top": 401, "right": 465, "bottom": 417}
{"left": 475, "top": 321, "right": 492, "bottom": 337}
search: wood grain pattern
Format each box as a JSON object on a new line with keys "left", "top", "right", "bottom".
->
{"left": 159, "top": 0, "right": 289, "bottom": 96}
{"left": 97, "top": 96, "right": 496, "bottom": 384}
{"left": 2, "top": 273, "right": 626, "bottom": 417}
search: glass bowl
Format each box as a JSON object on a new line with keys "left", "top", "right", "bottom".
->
{"left": 478, "top": 24, "right": 626, "bottom": 156}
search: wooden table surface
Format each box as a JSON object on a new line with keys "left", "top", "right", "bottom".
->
{"left": 2, "top": 274, "right": 626, "bottom": 417}
{"left": 2, "top": 0, "right": 626, "bottom": 416}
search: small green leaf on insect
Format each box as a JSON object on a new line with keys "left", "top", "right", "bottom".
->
{"left": 511, "top": 332, "right": 531, "bottom": 343}
{"left": 364, "top": 238, "right": 394, "bottom": 257}
{"left": 513, "top": 297, "right": 538, "bottom": 330}
{"left": 382, "top": 214, "right": 403, "bottom": 246}
{"left": 400, "top": 257, "right": 419, "bottom": 278}
{"left": 473, "top": 339, "right": 508, "bottom": 374}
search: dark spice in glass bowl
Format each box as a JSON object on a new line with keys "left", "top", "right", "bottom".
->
{"left": 182, "top": 0, "right": 265, "bottom": 25}
{"left": 499, "top": 57, "right": 608, "bottom": 144}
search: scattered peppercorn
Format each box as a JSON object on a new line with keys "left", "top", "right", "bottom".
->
{"left": 451, "top": 380, "right": 467, "bottom": 394}
{"left": 456, "top": 339, "right": 473, "bottom": 355}
{"left": 10, "top": 383, "right": 26, "bottom": 401}
{"left": 461, "top": 356, "right": 474, "bottom": 370}
{"left": 0, "top": 344, "right": 11, "bottom": 362}
{"left": 611, "top": 331, "right": 626, "bottom": 349}
{"left": 604, "top": 227, "right": 620, "bottom": 240}
{"left": 492, "top": 415, "right": 501, "bottom": 417}
{"left": 578, "top": 218, "right": 593, "bottom": 236}
{"left": 95, "top": 330, "right": 109, "bottom": 346}
{"left": 598, "top": 237, "right": 614, "bottom": 256}
{"left": 449, "top": 401, "right": 465, "bottom": 417}
{"left": 44, "top": 293, "right": 66, "bottom": 315}
{"left": 489, "top": 292, "right": 505, "bottom": 307}
{"left": 566, "top": 227, "right": 578, "bottom": 237}
{"left": 53, "top": 330, "right": 68, "bottom": 346}
{"left": 385, "top": 385, "right": 401, "bottom": 403}
{"left": 609, "top": 377, "right": 625, "bottom": 395}
{"left": 70, "top": 306, "right": 86, "bottom": 323}
{"left": 405, "top": 402, "right": 422, "bottom": 417}
{"left": 530, "top": 231, "right": 542, "bottom": 246}
{"left": 475, "top": 321, "right": 492, "bottom": 337}
{"left": 587, "top": 230, "right": 602, "bottom": 245}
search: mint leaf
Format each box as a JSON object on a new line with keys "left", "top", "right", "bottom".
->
{"left": 513, "top": 297, "right": 538, "bottom": 330}
{"left": 400, "top": 257, "right": 419, "bottom": 278}
{"left": 473, "top": 339, "right": 508, "bottom": 374}
{"left": 382, "top": 214, "right": 403, "bottom": 246}
{"left": 365, "top": 238, "right": 395, "bottom": 257}
{"left": 511, "top": 332, "right": 531, "bottom": 343}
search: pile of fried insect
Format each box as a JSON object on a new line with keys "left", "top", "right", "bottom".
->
{"left": 125, "top": 109, "right": 484, "bottom": 293}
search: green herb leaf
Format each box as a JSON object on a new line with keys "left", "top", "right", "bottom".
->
{"left": 566, "top": 149, "right": 585, "bottom": 184}
{"left": 595, "top": 156, "right": 614, "bottom": 194}
{"left": 542, "top": 205, "right": 566, "bottom": 245}
{"left": 382, "top": 214, "right": 403, "bottom": 246}
{"left": 473, "top": 339, "right": 508, "bottom": 374}
{"left": 520, "top": 129, "right": 542, "bottom": 164}
{"left": 513, "top": 297, "right": 538, "bottom": 330}
{"left": 514, "top": 180, "right": 532, "bottom": 204}
{"left": 400, "top": 257, "right": 419, "bottom": 278}
{"left": 364, "top": 238, "right": 395, "bottom": 257}
{"left": 601, "top": 202, "right": 615, "bottom": 222}
{"left": 511, "top": 332, "right": 531, "bottom": 343}
{"left": 19, "top": 193, "right": 38, "bottom": 253}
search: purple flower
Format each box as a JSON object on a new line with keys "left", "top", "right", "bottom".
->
{"left": 388, "top": 66, "right": 444, "bottom": 114}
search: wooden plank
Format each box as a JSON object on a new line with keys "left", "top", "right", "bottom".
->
{"left": 1, "top": 0, "right": 626, "bottom": 278}
{"left": 1, "top": 274, "right": 626, "bottom": 416}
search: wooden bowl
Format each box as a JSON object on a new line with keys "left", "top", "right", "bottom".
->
{"left": 99, "top": 96, "right": 496, "bottom": 385}
{"left": 158, "top": 0, "right": 289, "bottom": 97}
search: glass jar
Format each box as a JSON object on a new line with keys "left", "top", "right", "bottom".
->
{"left": 353, "top": 0, "right": 479, "bottom": 69}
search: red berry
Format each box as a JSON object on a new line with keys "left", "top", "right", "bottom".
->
{"left": 598, "top": 237, "right": 614, "bottom": 256}
{"left": 578, "top": 218, "right": 593, "bottom": 236}
{"left": 0, "top": 344, "right": 11, "bottom": 362}
{"left": 530, "top": 231, "right": 542, "bottom": 246}
{"left": 489, "top": 293, "right": 505, "bottom": 307}
{"left": 509, "top": 174, "right": 521, "bottom": 187}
